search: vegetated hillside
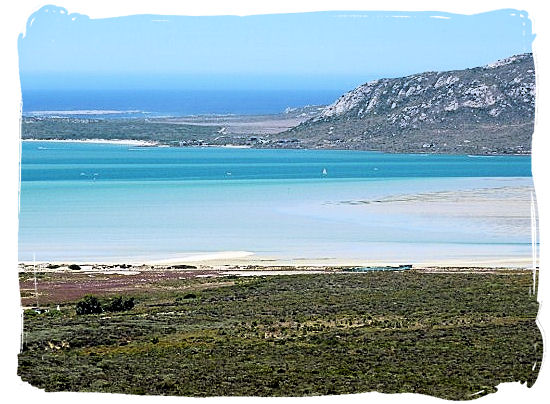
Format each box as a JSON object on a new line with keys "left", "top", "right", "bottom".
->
{"left": 279, "top": 54, "right": 535, "bottom": 154}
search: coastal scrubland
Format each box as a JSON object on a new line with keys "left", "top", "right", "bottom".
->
{"left": 18, "top": 270, "right": 541, "bottom": 399}
{"left": 21, "top": 118, "right": 225, "bottom": 147}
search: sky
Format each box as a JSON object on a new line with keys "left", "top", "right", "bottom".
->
{"left": 18, "top": 6, "right": 534, "bottom": 91}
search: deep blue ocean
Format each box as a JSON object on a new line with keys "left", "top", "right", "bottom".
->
{"left": 22, "top": 89, "right": 342, "bottom": 117}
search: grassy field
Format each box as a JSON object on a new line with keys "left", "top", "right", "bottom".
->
{"left": 18, "top": 270, "right": 541, "bottom": 399}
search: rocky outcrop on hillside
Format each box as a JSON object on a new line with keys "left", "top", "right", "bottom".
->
{"left": 276, "top": 53, "right": 535, "bottom": 154}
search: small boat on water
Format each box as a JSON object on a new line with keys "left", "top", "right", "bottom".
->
{"left": 322, "top": 168, "right": 328, "bottom": 176}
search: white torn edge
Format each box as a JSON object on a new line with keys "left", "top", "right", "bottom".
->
{"left": 20, "top": 6, "right": 71, "bottom": 39}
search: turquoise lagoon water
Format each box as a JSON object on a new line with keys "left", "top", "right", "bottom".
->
{"left": 19, "top": 142, "right": 535, "bottom": 264}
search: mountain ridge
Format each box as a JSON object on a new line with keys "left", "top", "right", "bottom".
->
{"left": 275, "top": 53, "right": 535, "bottom": 154}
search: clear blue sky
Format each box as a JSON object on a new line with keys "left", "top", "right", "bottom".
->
{"left": 18, "top": 6, "right": 534, "bottom": 91}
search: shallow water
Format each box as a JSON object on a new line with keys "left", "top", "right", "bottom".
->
{"left": 19, "top": 142, "right": 535, "bottom": 264}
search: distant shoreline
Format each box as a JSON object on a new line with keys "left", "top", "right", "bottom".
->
{"left": 22, "top": 138, "right": 160, "bottom": 146}
{"left": 19, "top": 263, "right": 535, "bottom": 272}
{"left": 18, "top": 248, "right": 535, "bottom": 270}
{"left": 21, "top": 138, "right": 531, "bottom": 156}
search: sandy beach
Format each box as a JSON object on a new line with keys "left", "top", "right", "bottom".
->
{"left": 23, "top": 138, "right": 159, "bottom": 146}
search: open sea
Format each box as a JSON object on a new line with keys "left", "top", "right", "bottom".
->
{"left": 18, "top": 141, "right": 535, "bottom": 265}
{"left": 21, "top": 89, "right": 343, "bottom": 118}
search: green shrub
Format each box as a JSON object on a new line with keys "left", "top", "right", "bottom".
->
{"left": 75, "top": 295, "right": 102, "bottom": 315}
{"left": 104, "top": 296, "right": 135, "bottom": 312}
{"left": 76, "top": 295, "right": 134, "bottom": 315}
{"left": 68, "top": 264, "right": 81, "bottom": 270}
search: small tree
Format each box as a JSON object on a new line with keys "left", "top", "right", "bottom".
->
{"left": 104, "top": 296, "right": 135, "bottom": 312}
{"left": 123, "top": 297, "right": 135, "bottom": 311}
{"left": 104, "top": 296, "right": 124, "bottom": 312}
{"left": 75, "top": 295, "right": 102, "bottom": 315}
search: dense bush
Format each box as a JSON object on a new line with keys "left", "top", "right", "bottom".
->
{"left": 104, "top": 296, "right": 135, "bottom": 312}
{"left": 75, "top": 295, "right": 102, "bottom": 315}
{"left": 76, "top": 295, "right": 134, "bottom": 315}
{"left": 68, "top": 264, "right": 81, "bottom": 270}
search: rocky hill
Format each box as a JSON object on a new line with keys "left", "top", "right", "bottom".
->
{"left": 277, "top": 54, "right": 535, "bottom": 154}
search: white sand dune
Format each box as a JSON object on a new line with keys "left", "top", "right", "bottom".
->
{"left": 23, "top": 138, "right": 158, "bottom": 146}
{"left": 145, "top": 251, "right": 255, "bottom": 265}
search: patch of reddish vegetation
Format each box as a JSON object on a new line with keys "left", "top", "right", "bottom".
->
{"left": 19, "top": 270, "right": 221, "bottom": 306}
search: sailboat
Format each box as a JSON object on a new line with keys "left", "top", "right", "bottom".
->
{"left": 322, "top": 168, "right": 328, "bottom": 176}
